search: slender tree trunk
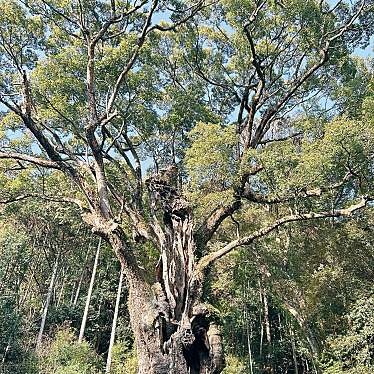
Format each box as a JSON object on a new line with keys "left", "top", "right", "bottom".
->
{"left": 1, "top": 340, "right": 11, "bottom": 366}
{"left": 78, "top": 238, "right": 101, "bottom": 343}
{"left": 278, "top": 313, "right": 283, "bottom": 341}
{"left": 244, "top": 278, "right": 254, "bottom": 374}
{"left": 262, "top": 284, "right": 273, "bottom": 373}
{"left": 72, "top": 245, "right": 91, "bottom": 305}
{"left": 56, "top": 267, "right": 67, "bottom": 307}
{"left": 247, "top": 321, "right": 254, "bottom": 374}
{"left": 258, "top": 280, "right": 264, "bottom": 360}
{"left": 281, "top": 300, "right": 321, "bottom": 373}
{"left": 290, "top": 325, "right": 299, "bottom": 374}
{"left": 36, "top": 255, "right": 59, "bottom": 350}
{"left": 263, "top": 289, "right": 271, "bottom": 344}
{"left": 106, "top": 268, "right": 124, "bottom": 373}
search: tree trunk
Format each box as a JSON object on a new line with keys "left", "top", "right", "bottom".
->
{"left": 106, "top": 268, "right": 124, "bottom": 373}
{"left": 36, "top": 255, "right": 59, "bottom": 350}
{"left": 123, "top": 276, "right": 224, "bottom": 374}
{"left": 83, "top": 168, "right": 226, "bottom": 374}
{"left": 261, "top": 280, "right": 273, "bottom": 373}
{"left": 56, "top": 267, "right": 67, "bottom": 307}
{"left": 106, "top": 168, "right": 224, "bottom": 374}
{"left": 72, "top": 245, "right": 91, "bottom": 305}
{"left": 107, "top": 208, "right": 224, "bottom": 372}
{"left": 290, "top": 325, "right": 299, "bottom": 374}
{"left": 79, "top": 238, "right": 101, "bottom": 343}
{"left": 247, "top": 320, "right": 254, "bottom": 374}
{"left": 281, "top": 300, "right": 321, "bottom": 374}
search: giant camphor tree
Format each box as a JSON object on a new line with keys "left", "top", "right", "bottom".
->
{"left": 0, "top": 0, "right": 373, "bottom": 373}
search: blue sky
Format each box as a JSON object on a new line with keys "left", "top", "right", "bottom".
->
{"left": 354, "top": 35, "right": 374, "bottom": 58}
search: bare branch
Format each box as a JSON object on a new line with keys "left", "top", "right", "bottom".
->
{"left": 149, "top": 0, "right": 207, "bottom": 32}
{"left": 251, "top": 0, "right": 367, "bottom": 146}
{"left": 0, "top": 151, "right": 61, "bottom": 169}
{"left": 259, "top": 131, "right": 303, "bottom": 145}
{"left": 104, "top": 0, "right": 160, "bottom": 117}
{"left": 197, "top": 196, "right": 371, "bottom": 270}
{"left": 0, "top": 192, "right": 86, "bottom": 210}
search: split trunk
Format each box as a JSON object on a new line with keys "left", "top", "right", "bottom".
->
{"left": 108, "top": 201, "right": 224, "bottom": 373}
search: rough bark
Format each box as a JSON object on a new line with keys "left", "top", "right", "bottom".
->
{"left": 104, "top": 167, "right": 226, "bottom": 374}
{"left": 125, "top": 278, "right": 225, "bottom": 374}
{"left": 116, "top": 241, "right": 224, "bottom": 374}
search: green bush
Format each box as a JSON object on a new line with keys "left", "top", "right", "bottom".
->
{"left": 109, "top": 341, "right": 138, "bottom": 374}
{"left": 221, "top": 354, "right": 247, "bottom": 374}
{"left": 37, "top": 326, "right": 103, "bottom": 374}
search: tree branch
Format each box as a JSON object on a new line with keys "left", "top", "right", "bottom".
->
{"left": 195, "top": 199, "right": 241, "bottom": 254}
{"left": 0, "top": 192, "right": 86, "bottom": 210}
{"left": 0, "top": 151, "right": 61, "bottom": 169}
{"left": 197, "top": 196, "right": 371, "bottom": 270}
{"left": 104, "top": 0, "right": 159, "bottom": 117}
{"left": 250, "top": 0, "right": 367, "bottom": 147}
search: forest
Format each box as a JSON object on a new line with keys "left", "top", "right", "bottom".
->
{"left": 0, "top": 0, "right": 373, "bottom": 373}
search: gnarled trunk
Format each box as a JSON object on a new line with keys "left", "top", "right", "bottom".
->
{"left": 109, "top": 209, "right": 225, "bottom": 373}
{"left": 126, "top": 277, "right": 224, "bottom": 374}
{"left": 100, "top": 167, "right": 226, "bottom": 374}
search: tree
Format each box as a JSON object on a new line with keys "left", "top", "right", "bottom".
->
{"left": 36, "top": 254, "right": 60, "bottom": 350}
{"left": 0, "top": 0, "right": 373, "bottom": 373}
{"left": 106, "top": 268, "right": 124, "bottom": 373}
{"left": 79, "top": 238, "right": 101, "bottom": 343}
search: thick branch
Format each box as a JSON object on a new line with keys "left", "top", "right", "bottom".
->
{"left": 0, "top": 192, "right": 85, "bottom": 209}
{"left": 197, "top": 196, "right": 371, "bottom": 270}
{"left": 242, "top": 172, "right": 353, "bottom": 204}
{"left": 0, "top": 151, "right": 61, "bottom": 169}
{"left": 195, "top": 166, "right": 264, "bottom": 250}
{"left": 195, "top": 199, "right": 241, "bottom": 253}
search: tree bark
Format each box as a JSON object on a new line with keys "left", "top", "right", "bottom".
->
{"left": 78, "top": 168, "right": 226, "bottom": 374}
{"left": 106, "top": 195, "right": 225, "bottom": 373}
{"left": 262, "top": 283, "right": 274, "bottom": 374}
{"left": 123, "top": 273, "right": 225, "bottom": 374}
{"left": 123, "top": 169, "right": 225, "bottom": 373}
{"left": 246, "top": 319, "right": 254, "bottom": 374}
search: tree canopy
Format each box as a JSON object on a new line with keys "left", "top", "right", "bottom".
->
{"left": 0, "top": 0, "right": 373, "bottom": 373}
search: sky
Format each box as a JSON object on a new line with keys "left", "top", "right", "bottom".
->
{"left": 354, "top": 35, "right": 374, "bottom": 58}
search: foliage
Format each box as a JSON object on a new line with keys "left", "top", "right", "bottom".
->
{"left": 323, "top": 289, "right": 374, "bottom": 373}
{"left": 109, "top": 341, "right": 138, "bottom": 374}
{"left": 221, "top": 354, "right": 247, "bottom": 374}
{"left": 37, "top": 326, "right": 103, "bottom": 374}
{"left": 0, "top": 0, "right": 373, "bottom": 372}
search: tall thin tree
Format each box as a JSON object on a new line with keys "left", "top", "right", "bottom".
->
{"left": 106, "top": 267, "right": 124, "bottom": 373}
{"left": 36, "top": 254, "right": 59, "bottom": 350}
{"left": 78, "top": 238, "right": 101, "bottom": 343}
